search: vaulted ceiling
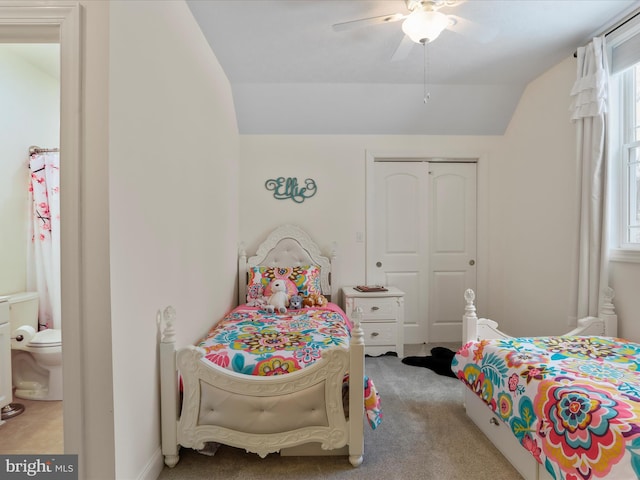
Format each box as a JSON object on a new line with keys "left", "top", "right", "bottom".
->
{"left": 188, "top": 0, "right": 639, "bottom": 135}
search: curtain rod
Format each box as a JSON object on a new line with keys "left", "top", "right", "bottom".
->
{"left": 29, "top": 145, "right": 59, "bottom": 155}
{"left": 604, "top": 9, "right": 640, "bottom": 38}
{"left": 574, "top": 8, "right": 640, "bottom": 57}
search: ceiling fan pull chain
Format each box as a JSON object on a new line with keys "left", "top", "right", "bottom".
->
{"left": 423, "top": 41, "right": 431, "bottom": 104}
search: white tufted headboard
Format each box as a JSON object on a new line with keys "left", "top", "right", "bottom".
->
{"left": 238, "top": 224, "right": 337, "bottom": 305}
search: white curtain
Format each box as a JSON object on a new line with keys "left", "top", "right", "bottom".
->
{"left": 569, "top": 36, "right": 610, "bottom": 322}
{"left": 27, "top": 151, "right": 61, "bottom": 330}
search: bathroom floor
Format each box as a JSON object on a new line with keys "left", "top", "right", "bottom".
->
{"left": 0, "top": 397, "right": 63, "bottom": 454}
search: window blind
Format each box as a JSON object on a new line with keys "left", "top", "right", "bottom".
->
{"left": 609, "top": 12, "right": 640, "bottom": 74}
{"left": 611, "top": 31, "right": 640, "bottom": 74}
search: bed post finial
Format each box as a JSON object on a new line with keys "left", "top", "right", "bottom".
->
{"left": 351, "top": 307, "right": 364, "bottom": 346}
{"left": 464, "top": 289, "right": 475, "bottom": 306}
{"left": 160, "top": 306, "right": 177, "bottom": 344}
{"left": 238, "top": 242, "right": 248, "bottom": 305}
{"left": 602, "top": 287, "right": 615, "bottom": 315}
{"left": 463, "top": 289, "right": 478, "bottom": 343}
{"left": 600, "top": 286, "right": 618, "bottom": 337}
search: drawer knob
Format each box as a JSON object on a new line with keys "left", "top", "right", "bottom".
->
{"left": 371, "top": 306, "right": 380, "bottom": 311}
{"left": 371, "top": 332, "right": 380, "bottom": 337}
{"left": 489, "top": 417, "right": 499, "bottom": 426}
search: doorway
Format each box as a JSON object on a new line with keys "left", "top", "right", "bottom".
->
{"left": 0, "top": 2, "right": 84, "bottom": 468}
{"left": 366, "top": 152, "right": 487, "bottom": 344}
{"left": 0, "top": 43, "right": 62, "bottom": 453}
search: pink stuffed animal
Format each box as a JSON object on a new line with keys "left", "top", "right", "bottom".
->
{"left": 246, "top": 284, "right": 267, "bottom": 307}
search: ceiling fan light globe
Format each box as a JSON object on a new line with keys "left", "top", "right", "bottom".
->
{"left": 402, "top": 10, "right": 449, "bottom": 44}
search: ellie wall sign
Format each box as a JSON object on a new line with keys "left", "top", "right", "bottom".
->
{"left": 265, "top": 177, "right": 317, "bottom": 203}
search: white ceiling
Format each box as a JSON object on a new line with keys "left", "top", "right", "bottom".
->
{"left": 187, "top": 0, "right": 640, "bottom": 135}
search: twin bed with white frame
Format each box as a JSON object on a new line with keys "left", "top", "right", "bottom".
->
{"left": 454, "top": 288, "right": 640, "bottom": 480}
{"left": 159, "top": 225, "right": 368, "bottom": 468}
{"left": 160, "top": 223, "right": 635, "bottom": 477}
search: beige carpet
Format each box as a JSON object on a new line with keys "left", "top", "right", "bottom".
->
{"left": 157, "top": 344, "right": 523, "bottom": 480}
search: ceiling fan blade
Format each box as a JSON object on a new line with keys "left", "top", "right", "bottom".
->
{"left": 446, "top": 15, "right": 498, "bottom": 43}
{"left": 391, "top": 34, "right": 416, "bottom": 62}
{"left": 332, "top": 13, "right": 405, "bottom": 32}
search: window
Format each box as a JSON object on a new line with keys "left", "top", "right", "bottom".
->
{"left": 619, "top": 65, "right": 640, "bottom": 247}
{"left": 608, "top": 17, "right": 640, "bottom": 260}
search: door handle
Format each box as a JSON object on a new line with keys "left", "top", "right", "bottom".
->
{"left": 469, "top": 259, "right": 475, "bottom": 266}
{"left": 376, "top": 261, "right": 382, "bottom": 267}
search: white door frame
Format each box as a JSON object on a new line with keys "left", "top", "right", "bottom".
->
{"left": 0, "top": 0, "right": 84, "bottom": 470}
{"left": 365, "top": 150, "right": 489, "bottom": 327}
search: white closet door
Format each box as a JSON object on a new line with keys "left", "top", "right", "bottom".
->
{"left": 369, "top": 161, "right": 429, "bottom": 341}
{"left": 368, "top": 161, "right": 476, "bottom": 343}
{"left": 428, "top": 162, "right": 477, "bottom": 342}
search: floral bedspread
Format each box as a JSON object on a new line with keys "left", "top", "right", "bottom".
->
{"left": 197, "top": 303, "right": 382, "bottom": 429}
{"left": 452, "top": 336, "right": 640, "bottom": 480}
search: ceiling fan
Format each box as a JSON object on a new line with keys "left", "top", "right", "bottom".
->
{"left": 332, "top": 0, "right": 494, "bottom": 60}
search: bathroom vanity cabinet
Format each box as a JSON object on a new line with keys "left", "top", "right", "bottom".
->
{"left": 0, "top": 298, "right": 11, "bottom": 417}
{"left": 0, "top": 297, "right": 12, "bottom": 409}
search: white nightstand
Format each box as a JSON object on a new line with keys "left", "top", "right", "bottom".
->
{"left": 342, "top": 287, "right": 405, "bottom": 357}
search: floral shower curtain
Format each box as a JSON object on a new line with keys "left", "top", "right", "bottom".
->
{"left": 27, "top": 150, "right": 61, "bottom": 330}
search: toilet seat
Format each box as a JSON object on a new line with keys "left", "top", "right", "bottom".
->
{"left": 28, "top": 329, "right": 61, "bottom": 348}
{"left": 13, "top": 329, "right": 62, "bottom": 353}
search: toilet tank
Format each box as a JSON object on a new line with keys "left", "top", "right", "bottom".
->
{"left": 8, "top": 292, "right": 39, "bottom": 332}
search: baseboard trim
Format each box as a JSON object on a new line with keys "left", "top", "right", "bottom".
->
{"left": 137, "top": 446, "right": 164, "bottom": 480}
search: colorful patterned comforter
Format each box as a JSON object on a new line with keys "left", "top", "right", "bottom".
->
{"left": 452, "top": 336, "right": 640, "bottom": 480}
{"left": 197, "top": 303, "right": 382, "bottom": 429}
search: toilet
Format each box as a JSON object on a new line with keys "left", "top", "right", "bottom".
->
{"left": 8, "top": 292, "right": 63, "bottom": 401}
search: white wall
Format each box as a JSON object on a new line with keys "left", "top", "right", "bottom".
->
{"left": 490, "top": 57, "right": 640, "bottom": 340}
{"left": 239, "top": 55, "right": 640, "bottom": 342}
{"left": 239, "top": 135, "right": 499, "bottom": 306}
{"left": 108, "top": 1, "right": 239, "bottom": 479}
{"left": 488, "top": 57, "right": 580, "bottom": 336}
{"left": 0, "top": 47, "right": 59, "bottom": 295}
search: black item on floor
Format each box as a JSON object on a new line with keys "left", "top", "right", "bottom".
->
{"left": 401, "top": 347, "right": 457, "bottom": 378}
{"left": 365, "top": 351, "right": 398, "bottom": 358}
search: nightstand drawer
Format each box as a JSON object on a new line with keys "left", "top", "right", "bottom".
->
{"left": 361, "top": 322, "right": 397, "bottom": 346}
{"left": 352, "top": 297, "right": 397, "bottom": 319}
{"left": 341, "top": 286, "right": 405, "bottom": 357}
